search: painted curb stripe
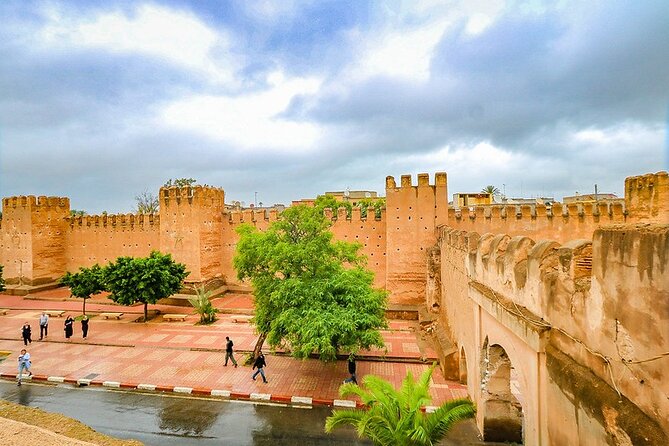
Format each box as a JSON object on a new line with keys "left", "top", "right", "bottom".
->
{"left": 77, "top": 379, "right": 91, "bottom": 386}
{"left": 47, "top": 376, "right": 65, "bottom": 383}
{"left": 211, "top": 389, "right": 231, "bottom": 397}
{"left": 103, "top": 381, "right": 121, "bottom": 388}
{"left": 137, "top": 383, "right": 156, "bottom": 391}
{"left": 173, "top": 386, "right": 193, "bottom": 394}
{"left": 250, "top": 393, "right": 271, "bottom": 401}
{"left": 290, "top": 396, "right": 313, "bottom": 405}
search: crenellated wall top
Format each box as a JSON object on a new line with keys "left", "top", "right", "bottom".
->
{"left": 448, "top": 200, "right": 626, "bottom": 222}
{"left": 66, "top": 213, "right": 160, "bottom": 228}
{"left": 160, "top": 185, "right": 225, "bottom": 207}
{"left": 2, "top": 195, "right": 70, "bottom": 211}
{"left": 386, "top": 172, "right": 447, "bottom": 189}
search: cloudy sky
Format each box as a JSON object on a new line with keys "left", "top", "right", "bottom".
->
{"left": 0, "top": 0, "right": 667, "bottom": 213}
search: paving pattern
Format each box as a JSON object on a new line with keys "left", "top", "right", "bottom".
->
{"left": 0, "top": 289, "right": 467, "bottom": 406}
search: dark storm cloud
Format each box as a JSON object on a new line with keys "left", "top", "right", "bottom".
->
{"left": 302, "top": 1, "right": 669, "bottom": 156}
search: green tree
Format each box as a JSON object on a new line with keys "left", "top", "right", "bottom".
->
{"left": 234, "top": 205, "right": 387, "bottom": 361}
{"left": 70, "top": 209, "right": 87, "bottom": 217}
{"left": 0, "top": 264, "right": 5, "bottom": 292}
{"left": 135, "top": 190, "right": 159, "bottom": 214}
{"left": 105, "top": 251, "right": 188, "bottom": 322}
{"left": 315, "top": 194, "right": 353, "bottom": 218}
{"left": 356, "top": 198, "right": 385, "bottom": 219}
{"left": 164, "top": 178, "right": 197, "bottom": 188}
{"left": 189, "top": 286, "right": 217, "bottom": 324}
{"left": 59, "top": 264, "right": 105, "bottom": 315}
{"left": 325, "top": 365, "right": 475, "bottom": 445}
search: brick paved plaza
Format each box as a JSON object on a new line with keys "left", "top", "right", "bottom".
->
{"left": 0, "top": 289, "right": 466, "bottom": 406}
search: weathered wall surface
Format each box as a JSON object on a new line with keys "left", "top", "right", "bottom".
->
{"left": 0, "top": 196, "right": 69, "bottom": 284}
{"left": 437, "top": 223, "right": 669, "bottom": 445}
{"left": 65, "top": 214, "right": 160, "bottom": 269}
{"left": 625, "top": 171, "right": 669, "bottom": 223}
{"left": 159, "top": 186, "right": 225, "bottom": 283}
{"left": 385, "top": 173, "right": 448, "bottom": 305}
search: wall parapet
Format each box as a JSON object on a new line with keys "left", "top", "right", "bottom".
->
{"left": 66, "top": 213, "right": 159, "bottom": 228}
{"left": 2, "top": 195, "right": 70, "bottom": 211}
{"left": 160, "top": 185, "right": 225, "bottom": 207}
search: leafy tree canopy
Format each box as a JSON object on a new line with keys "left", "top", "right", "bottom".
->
{"left": 234, "top": 205, "right": 387, "bottom": 361}
{"left": 356, "top": 197, "right": 386, "bottom": 219}
{"left": 59, "top": 264, "right": 105, "bottom": 315}
{"left": 135, "top": 190, "right": 159, "bottom": 214}
{"left": 325, "top": 365, "right": 475, "bottom": 445}
{"left": 105, "top": 251, "right": 188, "bottom": 321}
{"left": 314, "top": 194, "right": 352, "bottom": 218}
{"left": 70, "top": 209, "right": 87, "bottom": 217}
{"left": 164, "top": 178, "right": 197, "bottom": 188}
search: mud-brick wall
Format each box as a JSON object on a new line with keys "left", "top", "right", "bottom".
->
{"left": 0, "top": 196, "right": 70, "bottom": 284}
{"left": 385, "top": 172, "right": 448, "bottom": 305}
{"left": 65, "top": 214, "right": 160, "bottom": 270}
{"left": 327, "top": 207, "right": 387, "bottom": 288}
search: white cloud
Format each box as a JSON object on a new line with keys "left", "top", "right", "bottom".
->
{"left": 160, "top": 72, "right": 323, "bottom": 152}
{"left": 344, "top": 0, "right": 506, "bottom": 82}
{"left": 39, "top": 4, "right": 235, "bottom": 83}
{"left": 240, "top": 0, "right": 305, "bottom": 23}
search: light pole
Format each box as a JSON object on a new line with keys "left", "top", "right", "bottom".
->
{"left": 254, "top": 192, "right": 257, "bottom": 207}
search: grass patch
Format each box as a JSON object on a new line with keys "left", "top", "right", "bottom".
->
{"left": 0, "top": 399, "right": 142, "bottom": 445}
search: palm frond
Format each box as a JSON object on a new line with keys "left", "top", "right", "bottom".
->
{"left": 324, "top": 409, "right": 365, "bottom": 433}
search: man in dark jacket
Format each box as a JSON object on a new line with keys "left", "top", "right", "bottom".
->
{"left": 344, "top": 354, "right": 357, "bottom": 384}
{"left": 252, "top": 352, "right": 268, "bottom": 383}
{"left": 224, "top": 336, "right": 238, "bottom": 367}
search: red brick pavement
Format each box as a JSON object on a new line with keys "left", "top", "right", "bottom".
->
{"left": 0, "top": 292, "right": 468, "bottom": 407}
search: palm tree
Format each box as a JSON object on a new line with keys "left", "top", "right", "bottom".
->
{"left": 481, "top": 185, "right": 500, "bottom": 196}
{"left": 325, "top": 365, "right": 475, "bottom": 445}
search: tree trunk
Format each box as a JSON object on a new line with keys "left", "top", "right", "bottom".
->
{"left": 144, "top": 302, "right": 148, "bottom": 322}
{"left": 248, "top": 332, "right": 267, "bottom": 365}
{"left": 82, "top": 297, "right": 87, "bottom": 315}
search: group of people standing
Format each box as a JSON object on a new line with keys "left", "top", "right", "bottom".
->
{"left": 21, "top": 312, "right": 90, "bottom": 345}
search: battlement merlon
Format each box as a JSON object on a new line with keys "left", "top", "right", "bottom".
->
{"left": 385, "top": 172, "right": 448, "bottom": 190}
{"left": 66, "top": 213, "right": 159, "bottom": 228}
{"left": 625, "top": 171, "right": 668, "bottom": 222}
{"left": 2, "top": 195, "right": 70, "bottom": 212}
{"left": 160, "top": 185, "right": 225, "bottom": 207}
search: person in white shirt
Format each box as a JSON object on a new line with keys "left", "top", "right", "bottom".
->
{"left": 39, "top": 312, "right": 49, "bottom": 340}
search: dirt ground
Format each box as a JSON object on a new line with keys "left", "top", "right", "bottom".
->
{"left": 0, "top": 399, "right": 142, "bottom": 446}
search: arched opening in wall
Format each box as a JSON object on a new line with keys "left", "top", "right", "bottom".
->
{"left": 459, "top": 347, "right": 468, "bottom": 385}
{"left": 481, "top": 341, "right": 524, "bottom": 444}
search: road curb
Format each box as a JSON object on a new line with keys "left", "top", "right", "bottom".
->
{"left": 0, "top": 374, "right": 365, "bottom": 408}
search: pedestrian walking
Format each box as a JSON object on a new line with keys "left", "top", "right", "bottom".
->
{"left": 39, "top": 311, "right": 49, "bottom": 339}
{"left": 17, "top": 348, "right": 32, "bottom": 386}
{"left": 224, "top": 336, "right": 238, "bottom": 367}
{"left": 252, "top": 352, "right": 268, "bottom": 383}
{"left": 81, "top": 315, "right": 89, "bottom": 339}
{"left": 64, "top": 315, "right": 74, "bottom": 339}
{"left": 21, "top": 322, "right": 32, "bottom": 346}
{"left": 344, "top": 354, "right": 358, "bottom": 384}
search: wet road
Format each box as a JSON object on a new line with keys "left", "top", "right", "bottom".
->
{"left": 0, "top": 381, "right": 368, "bottom": 445}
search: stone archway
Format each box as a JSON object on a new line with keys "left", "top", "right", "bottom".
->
{"left": 481, "top": 340, "right": 524, "bottom": 443}
{"left": 459, "top": 347, "right": 468, "bottom": 385}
